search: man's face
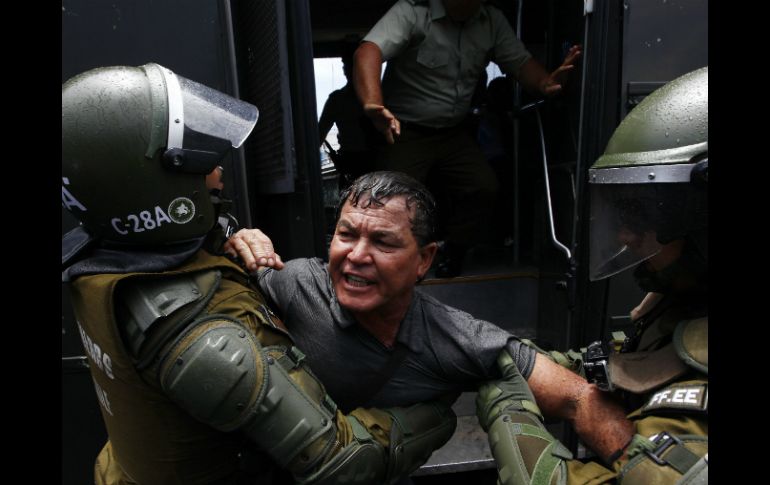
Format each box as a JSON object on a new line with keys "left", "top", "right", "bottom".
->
{"left": 643, "top": 238, "right": 685, "bottom": 272}
{"left": 443, "top": 0, "right": 483, "bottom": 21}
{"left": 329, "top": 196, "right": 437, "bottom": 319}
{"left": 616, "top": 226, "right": 659, "bottom": 258}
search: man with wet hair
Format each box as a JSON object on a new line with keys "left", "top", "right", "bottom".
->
{"left": 227, "top": 170, "right": 634, "bottom": 484}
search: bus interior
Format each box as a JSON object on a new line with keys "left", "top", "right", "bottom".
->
{"left": 62, "top": 1, "right": 707, "bottom": 483}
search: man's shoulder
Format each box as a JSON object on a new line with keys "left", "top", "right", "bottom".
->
{"left": 388, "top": 0, "right": 428, "bottom": 16}
{"left": 415, "top": 290, "right": 508, "bottom": 335}
{"left": 267, "top": 257, "right": 328, "bottom": 281}
{"left": 328, "top": 88, "right": 347, "bottom": 101}
{"left": 415, "top": 290, "right": 481, "bottom": 326}
{"left": 257, "top": 258, "right": 329, "bottom": 305}
{"left": 479, "top": 3, "right": 513, "bottom": 26}
{"left": 288, "top": 256, "right": 327, "bottom": 271}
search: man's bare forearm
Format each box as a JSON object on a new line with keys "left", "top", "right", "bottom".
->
{"left": 527, "top": 353, "right": 634, "bottom": 462}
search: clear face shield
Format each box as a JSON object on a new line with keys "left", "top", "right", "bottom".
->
{"left": 588, "top": 183, "right": 663, "bottom": 281}
{"left": 159, "top": 66, "right": 259, "bottom": 174}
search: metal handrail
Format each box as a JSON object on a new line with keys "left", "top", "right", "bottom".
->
{"left": 518, "top": 100, "right": 572, "bottom": 261}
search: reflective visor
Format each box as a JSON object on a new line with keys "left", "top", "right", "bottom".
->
{"left": 588, "top": 183, "right": 662, "bottom": 281}
{"left": 161, "top": 66, "right": 258, "bottom": 174}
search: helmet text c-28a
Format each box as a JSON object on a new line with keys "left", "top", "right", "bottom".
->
{"left": 109, "top": 201, "right": 195, "bottom": 236}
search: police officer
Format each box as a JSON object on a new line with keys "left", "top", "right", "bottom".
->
{"left": 501, "top": 66, "right": 708, "bottom": 483}
{"left": 61, "top": 63, "right": 457, "bottom": 485}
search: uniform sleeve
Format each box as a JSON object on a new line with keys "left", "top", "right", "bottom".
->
{"left": 255, "top": 259, "right": 308, "bottom": 316}
{"left": 362, "top": 0, "right": 418, "bottom": 61}
{"left": 487, "top": 7, "right": 532, "bottom": 77}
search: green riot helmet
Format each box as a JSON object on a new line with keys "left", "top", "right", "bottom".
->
{"left": 588, "top": 67, "right": 707, "bottom": 281}
{"left": 62, "top": 63, "right": 258, "bottom": 245}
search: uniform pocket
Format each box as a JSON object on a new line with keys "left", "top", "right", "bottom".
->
{"left": 416, "top": 45, "right": 449, "bottom": 69}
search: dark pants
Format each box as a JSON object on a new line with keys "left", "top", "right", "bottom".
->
{"left": 376, "top": 124, "right": 499, "bottom": 246}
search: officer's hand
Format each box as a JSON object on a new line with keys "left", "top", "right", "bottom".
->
{"left": 540, "top": 44, "right": 582, "bottom": 96}
{"left": 364, "top": 103, "right": 401, "bottom": 144}
{"left": 223, "top": 228, "right": 285, "bottom": 272}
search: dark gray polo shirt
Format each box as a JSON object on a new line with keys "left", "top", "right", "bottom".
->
{"left": 363, "top": 0, "right": 531, "bottom": 128}
{"left": 257, "top": 257, "right": 534, "bottom": 412}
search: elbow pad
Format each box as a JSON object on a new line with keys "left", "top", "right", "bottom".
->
{"left": 476, "top": 349, "right": 573, "bottom": 485}
{"left": 159, "top": 316, "right": 337, "bottom": 475}
{"left": 159, "top": 315, "right": 456, "bottom": 483}
{"left": 300, "top": 400, "right": 457, "bottom": 485}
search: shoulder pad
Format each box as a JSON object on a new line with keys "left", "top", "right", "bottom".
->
{"left": 608, "top": 343, "right": 688, "bottom": 394}
{"left": 116, "top": 269, "right": 221, "bottom": 365}
{"left": 673, "top": 318, "right": 708, "bottom": 375}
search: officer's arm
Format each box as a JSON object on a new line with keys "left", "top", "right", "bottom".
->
{"left": 515, "top": 45, "right": 582, "bottom": 97}
{"left": 476, "top": 349, "right": 572, "bottom": 485}
{"left": 121, "top": 272, "right": 455, "bottom": 485}
{"left": 527, "top": 353, "right": 634, "bottom": 462}
{"left": 354, "top": 42, "right": 400, "bottom": 144}
{"left": 158, "top": 314, "right": 455, "bottom": 484}
{"left": 354, "top": 41, "right": 384, "bottom": 109}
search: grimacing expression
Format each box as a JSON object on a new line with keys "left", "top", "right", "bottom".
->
{"left": 329, "top": 196, "right": 436, "bottom": 318}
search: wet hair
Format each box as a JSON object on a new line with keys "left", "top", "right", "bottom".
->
{"left": 336, "top": 171, "right": 437, "bottom": 246}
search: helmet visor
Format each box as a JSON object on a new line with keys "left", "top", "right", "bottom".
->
{"left": 177, "top": 75, "right": 258, "bottom": 149}
{"left": 588, "top": 183, "right": 662, "bottom": 281}
{"left": 163, "top": 67, "right": 258, "bottom": 174}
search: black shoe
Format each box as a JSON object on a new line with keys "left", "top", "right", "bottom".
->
{"left": 434, "top": 243, "right": 468, "bottom": 278}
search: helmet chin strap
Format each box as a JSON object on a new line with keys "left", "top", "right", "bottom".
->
{"left": 209, "top": 191, "right": 238, "bottom": 239}
{"left": 62, "top": 226, "right": 100, "bottom": 270}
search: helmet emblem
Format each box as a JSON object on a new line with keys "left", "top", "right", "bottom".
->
{"left": 168, "top": 197, "right": 196, "bottom": 224}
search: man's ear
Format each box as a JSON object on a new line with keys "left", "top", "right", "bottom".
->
{"left": 417, "top": 242, "right": 439, "bottom": 278}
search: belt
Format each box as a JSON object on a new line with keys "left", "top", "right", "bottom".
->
{"left": 400, "top": 120, "right": 462, "bottom": 136}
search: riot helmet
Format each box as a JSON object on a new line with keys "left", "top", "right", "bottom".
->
{"left": 62, "top": 63, "right": 258, "bottom": 245}
{"left": 588, "top": 67, "right": 707, "bottom": 281}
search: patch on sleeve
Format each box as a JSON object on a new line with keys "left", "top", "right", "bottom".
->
{"left": 642, "top": 383, "right": 708, "bottom": 414}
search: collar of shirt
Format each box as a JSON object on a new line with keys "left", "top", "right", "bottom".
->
{"left": 329, "top": 280, "right": 425, "bottom": 354}
{"left": 429, "top": 0, "right": 488, "bottom": 23}
{"left": 429, "top": 0, "right": 446, "bottom": 20}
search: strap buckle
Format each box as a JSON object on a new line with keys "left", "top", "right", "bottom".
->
{"left": 582, "top": 340, "right": 614, "bottom": 391}
{"left": 644, "top": 431, "right": 681, "bottom": 466}
{"left": 286, "top": 346, "right": 306, "bottom": 367}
